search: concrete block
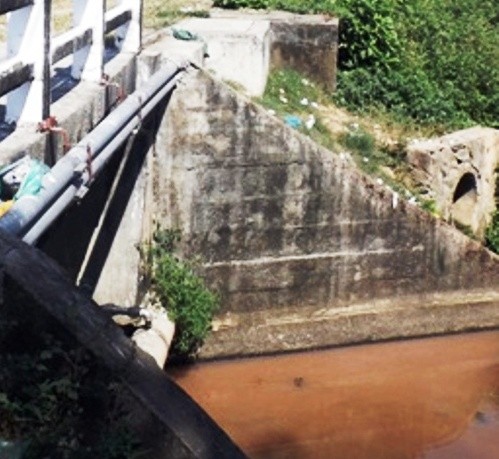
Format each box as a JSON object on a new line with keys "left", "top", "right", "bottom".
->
{"left": 270, "top": 17, "right": 339, "bottom": 91}
{"left": 211, "top": 10, "right": 339, "bottom": 91}
{"left": 173, "top": 18, "right": 270, "bottom": 96}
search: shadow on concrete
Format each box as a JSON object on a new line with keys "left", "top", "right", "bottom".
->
{"left": 0, "top": 229, "right": 248, "bottom": 459}
{"left": 36, "top": 93, "right": 171, "bottom": 299}
{"left": 0, "top": 105, "right": 16, "bottom": 142}
{"left": 50, "top": 44, "right": 121, "bottom": 103}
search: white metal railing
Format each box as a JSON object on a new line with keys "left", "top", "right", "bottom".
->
{"left": 0, "top": 0, "right": 142, "bottom": 125}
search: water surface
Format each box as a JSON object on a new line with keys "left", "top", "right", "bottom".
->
{"left": 170, "top": 330, "right": 499, "bottom": 459}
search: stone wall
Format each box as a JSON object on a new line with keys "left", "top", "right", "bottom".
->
{"left": 154, "top": 69, "right": 499, "bottom": 357}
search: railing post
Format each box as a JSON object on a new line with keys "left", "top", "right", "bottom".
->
{"left": 72, "top": 0, "right": 104, "bottom": 81}
{"left": 6, "top": 0, "right": 50, "bottom": 124}
{"left": 116, "top": 0, "right": 142, "bottom": 53}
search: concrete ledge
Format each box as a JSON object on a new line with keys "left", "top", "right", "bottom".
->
{"left": 200, "top": 289, "right": 499, "bottom": 359}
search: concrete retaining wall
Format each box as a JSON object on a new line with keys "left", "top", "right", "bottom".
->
{"left": 154, "top": 69, "right": 499, "bottom": 357}
{"left": 3, "top": 35, "right": 497, "bottom": 359}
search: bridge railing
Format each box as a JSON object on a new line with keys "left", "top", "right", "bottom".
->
{"left": 0, "top": 0, "right": 141, "bottom": 126}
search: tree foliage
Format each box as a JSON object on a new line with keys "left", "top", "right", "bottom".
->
{"left": 214, "top": 0, "right": 499, "bottom": 127}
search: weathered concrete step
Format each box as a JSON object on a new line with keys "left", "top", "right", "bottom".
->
{"left": 199, "top": 289, "right": 499, "bottom": 359}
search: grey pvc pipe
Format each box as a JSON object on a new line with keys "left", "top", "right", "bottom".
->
{"left": 22, "top": 73, "right": 183, "bottom": 244}
{"left": 0, "top": 60, "right": 186, "bottom": 241}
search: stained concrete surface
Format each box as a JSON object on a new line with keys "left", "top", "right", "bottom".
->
{"left": 155, "top": 69, "right": 499, "bottom": 358}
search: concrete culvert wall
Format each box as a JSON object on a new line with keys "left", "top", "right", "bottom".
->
{"left": 407, "top": 127, "right": 499, "bottom": 238}
{"left": 150, "top": 69, "right": 499, "bottom": 358}
{"left": 451, "top": 172, "right": 478, "bottom": 228}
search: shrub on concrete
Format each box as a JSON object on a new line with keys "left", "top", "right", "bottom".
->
{"left": 148, "top": 229, "right": 220, "bottom": 358}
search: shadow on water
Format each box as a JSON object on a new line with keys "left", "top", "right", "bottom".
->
{"left": 169, "top": 331, "right": 499, "bottom": 459}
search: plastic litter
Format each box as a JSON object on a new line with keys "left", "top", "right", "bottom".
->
{"left": 172, "top": 28, "right": 199, "bottom": 41}
{"left": 0, "top": 200, "right": 13, "bottom": 218}
{"left": 0, "top": 156, "right": 50, "bottom": 202}
{"left": 171, "top": 28, "right": 209, "bottom": 57}
{"left": 284, "top": 115, "right": 302, "bottom": 129}
{"left": 14, "top": 160, "right": 50, "bottom": 200}
{"left": 305, "top": 114, "right": 316, "bottom": 130}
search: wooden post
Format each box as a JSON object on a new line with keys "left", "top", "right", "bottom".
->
{"left": 5, "top": 0, "right": 50, "bottom": 124}
{"left": 71, "top": 0, "right": 104, "bottom": 81}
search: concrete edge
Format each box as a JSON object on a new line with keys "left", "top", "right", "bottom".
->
{"left": 199, "top": 289, "right": 499, "bottom": 359}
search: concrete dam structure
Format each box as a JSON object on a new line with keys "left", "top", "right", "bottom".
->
{"left": 1, "top": 5, "right": 499, "bottom": 456}
{"left": 13, "top": 30, "right": 494, "bottom": 361}
{"left": 148, "top": 69, "right": 499, "bottom": 358}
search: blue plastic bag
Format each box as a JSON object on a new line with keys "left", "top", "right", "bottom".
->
{"left": 283, "top": 115, "right": 302, "bottom": 129}
{"left": 13, "top": 160, "right": 50, "bottom": 200}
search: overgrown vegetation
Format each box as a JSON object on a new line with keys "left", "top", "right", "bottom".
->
{"left": 0, "top": 289, "right": 141, "bottom": 458}
{"left": 261, "top": 69, "right": 410, "bottom": 180}
{"left": 145, "top": 228, "right": 220, "bottom": 359}
{"left": 214, "top": 0, "right": 498, "bottom": 129}
{"left": 486, "top": 211, "right": 499, "bottom": 253}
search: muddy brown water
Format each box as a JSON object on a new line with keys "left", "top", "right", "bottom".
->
{"left": 169, "top": 330, "right": 499, "bottom": 459}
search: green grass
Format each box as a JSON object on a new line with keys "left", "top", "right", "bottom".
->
{"left": 486, "top": 211, "right": 499, "bottom": 253}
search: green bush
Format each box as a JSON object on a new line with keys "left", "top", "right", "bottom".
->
{"left": 214, "top": 0, "right": 499, "bottom": 127}
{"left": 486, "top": 211, "right": 499, "bottom": 254}
{"left": 148, "top": 229, "right": 220, "bottom": 358}
{"left": 0, "top": 292, "right": 140, "bottom": 458}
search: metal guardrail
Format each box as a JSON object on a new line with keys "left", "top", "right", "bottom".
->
{"left": 0, "top": 0, "right": 142, "bottom": 125}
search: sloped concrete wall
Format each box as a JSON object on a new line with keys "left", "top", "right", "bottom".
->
{"left": 155, "top": 69, "right": 499, "bottom": 331}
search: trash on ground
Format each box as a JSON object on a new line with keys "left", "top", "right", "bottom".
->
{"left": 284, "top": 115, "right": 302, "bottom": 129}
{"left": 172, "top": 28, "right": 199, "bottom": 41}
{"left": 0, "top": 156, "right": 50, "bottom": 218}
{"left": 305, "top": 114, "right": 316, "bottom": 130}
{"left": 0, "top": 200, "right": 13, "bottom": 218}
